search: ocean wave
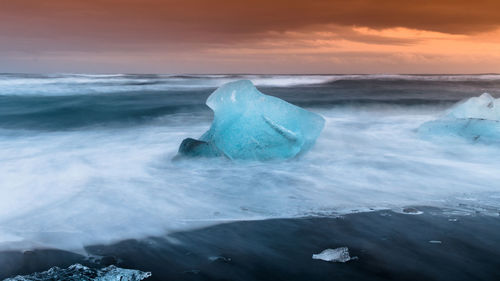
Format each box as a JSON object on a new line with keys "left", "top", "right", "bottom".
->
{"left": 1, "top": 74, "right": 500, "bottom": 96}
{"left": 1, "top": 105, "right": 500, "bottom": 252}
{"left": 0, "top": 75, "right": 500, "bottom": 252}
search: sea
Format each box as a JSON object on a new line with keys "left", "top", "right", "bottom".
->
{"left": 1, "top": 74, "right": 500, "bottom": 280}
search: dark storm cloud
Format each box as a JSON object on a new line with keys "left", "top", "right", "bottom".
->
{"left": 1, "top": 0, "right": 499, "bottom": 73}
{"left": 1, "top": 0, "right": 499, "bottom": 49}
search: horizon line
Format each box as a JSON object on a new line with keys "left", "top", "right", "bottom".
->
{"left": 1, "top": 72, "right": 500, "bottom": 76}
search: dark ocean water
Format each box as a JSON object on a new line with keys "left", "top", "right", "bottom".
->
{"left": 1, "top": 74, "right": 500, "bottom": 280}
{"left": 1, "top": 74, "right": 499, "bottom": 130}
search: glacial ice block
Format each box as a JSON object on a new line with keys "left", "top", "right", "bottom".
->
{"left": 4, "top": 264, "right": 151, "bottom": 281}
{"left": 419, "top": 93, "right": 500, "bottom": 143}
{"left": 177, "top": 80, "right": 325, "bottom": 160}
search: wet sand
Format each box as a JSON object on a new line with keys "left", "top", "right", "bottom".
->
{"left": 2, "top": 207, "right": 500, "bottom": 281}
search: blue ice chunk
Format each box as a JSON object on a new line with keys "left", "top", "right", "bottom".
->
{"left": 4, "top": 263, "right": 151, "bottom": 281}
{"left": 419, "top": 93, "right": 500, "bottom": 143}
{"left": 177, "top": 80, "right": 325, "bottom": 160}
{"left": 419, "top": 118, "right": 500, "bottom": 143}
{"left": 447, "top": 93, "right": 500, "bottom": 120}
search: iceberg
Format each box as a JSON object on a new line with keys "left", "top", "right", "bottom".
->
{"left": 447, "top": 93, "right": 500, "bottom": 120}
{"left": 419, "top": 93, "right": 500, "bottom": 143}
{"left": 177, "top": 80, "right": 325, "bottom": 160}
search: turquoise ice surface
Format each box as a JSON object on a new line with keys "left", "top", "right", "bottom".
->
{"left": 177, "top": 80, "right": 325, "bottom": 160}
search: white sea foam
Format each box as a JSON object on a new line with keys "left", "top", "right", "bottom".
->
{"left": 1, "top": 104, "right": 500, "bottom": 251}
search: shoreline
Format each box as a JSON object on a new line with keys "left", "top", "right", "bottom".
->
{"left": 2, "top": 207, "right": 500, "bottom": 280}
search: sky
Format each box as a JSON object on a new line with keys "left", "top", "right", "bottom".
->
{"left": 1, "top": 0, "right": 500, "bottom": 74}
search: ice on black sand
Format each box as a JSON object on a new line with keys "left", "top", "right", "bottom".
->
{"left": 4, "top": 263, "right": 151, "bottom": 281}
{"left": 312, "top": 247, "right": 353, "bottom": 263}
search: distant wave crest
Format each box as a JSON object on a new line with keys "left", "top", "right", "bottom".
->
{"left": 1, "top": 74, "right": 500, "bottom": 96}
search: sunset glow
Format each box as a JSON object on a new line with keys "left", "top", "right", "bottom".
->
{"left": 1, "top": 0, "right": 499, "bottom": 73}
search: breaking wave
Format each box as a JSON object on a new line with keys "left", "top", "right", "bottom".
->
{"left": 0, "top": 74, "right": 500, "bottom": 251}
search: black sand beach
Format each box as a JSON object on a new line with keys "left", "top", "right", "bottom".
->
{"left": 2, "top": 207, "right": 500, "bottom": 281}
{"left": 2, "top": 0, "right": 500, "bottom": 278}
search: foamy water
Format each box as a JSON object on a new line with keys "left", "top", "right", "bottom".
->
{"left": 0, "top": 74, "right": 499, "bottom": 251}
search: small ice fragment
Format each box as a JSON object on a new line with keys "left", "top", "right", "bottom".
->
{"left": 429, "top": 240, "right": 442, "bottom": 244}
{"left": 312, "top": 247, "right": 351, "bottom": 263}
{"left": 448, "top": 218, "right": 458, "bottom": 222}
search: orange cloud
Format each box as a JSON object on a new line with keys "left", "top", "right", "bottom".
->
{"left": 1, "top": 0, "right": 499, "bottom": 73}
